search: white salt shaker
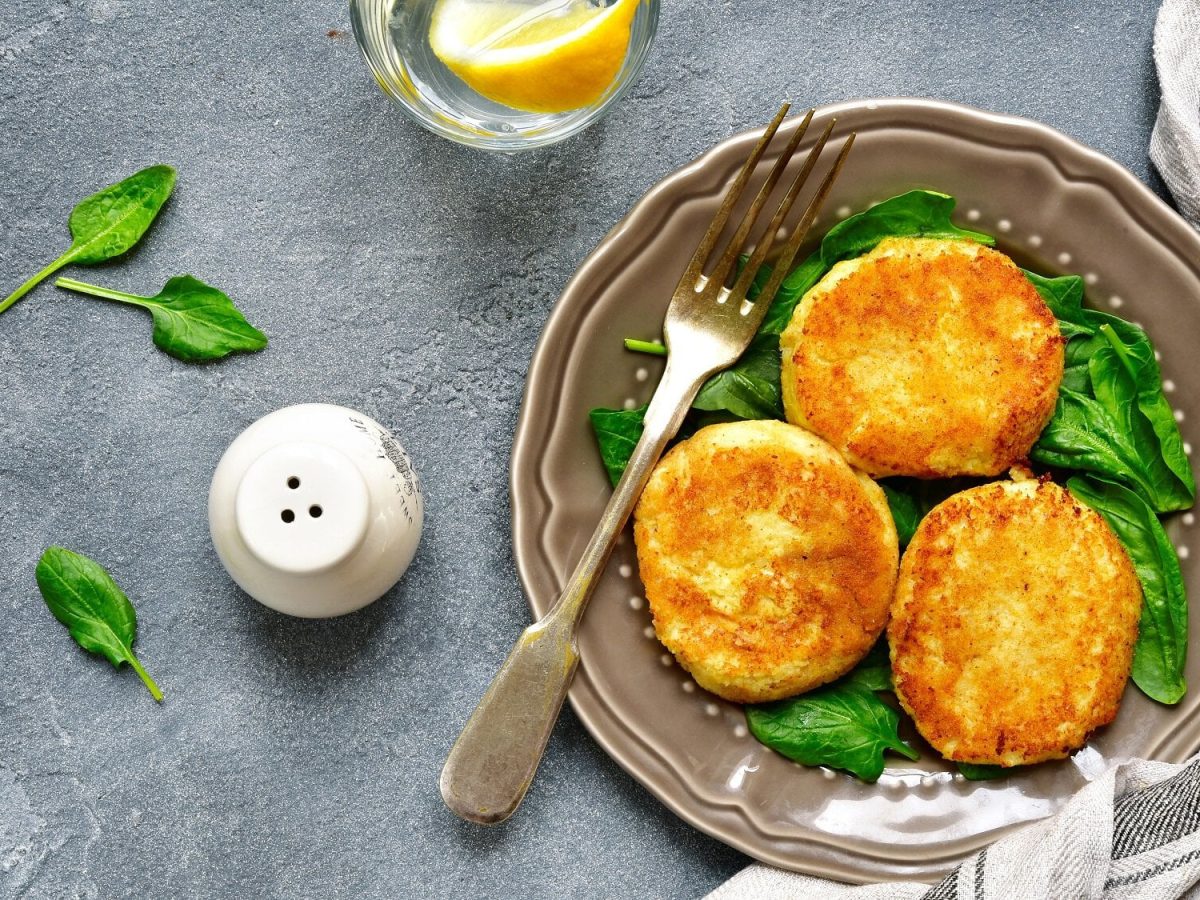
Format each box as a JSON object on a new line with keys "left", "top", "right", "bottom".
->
{"left": 209, "top": 403, "right": 423, "bottom": 618}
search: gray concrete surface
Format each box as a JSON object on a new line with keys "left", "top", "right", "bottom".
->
{"left": 0, "top": 0, "right": 1173, "bottom": 897}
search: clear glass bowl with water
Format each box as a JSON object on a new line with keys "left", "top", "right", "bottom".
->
{"left": 350, "top": 0, "right": 659, "bottom": 151}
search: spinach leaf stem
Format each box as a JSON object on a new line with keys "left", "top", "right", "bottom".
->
{"left": 624, "top": 337, "right": 666, "bottom": 356}
{"left": 0, "top": 254, "right": 73, "bottom": 315}
{"left": 55, "top": 276, "right": 148, "bottom": 307}
{"left": 127, "top": 653, "right": 164, "bottom": 702}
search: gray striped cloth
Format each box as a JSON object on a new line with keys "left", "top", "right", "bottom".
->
{"left": 707, "top": 755, "right": 1200, "bottom": 900}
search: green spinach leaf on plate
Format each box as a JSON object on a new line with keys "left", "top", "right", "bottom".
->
{"left": 746, "top": 642, "right": 917, "bottom": 783}
{"left": 692, "top": 333, "right": 783, "bottom": 420}
{"left": 957, "top": 762, "right": 1008, "bottom": 781}
{"left": 760, "top": 190, "right": 995, "bottom": 335}
{"left": 1067, "top": 475, "right": 1188, "bottom": 704}
{"left": 1028, "top": 272, "right": 1194, "bottom": 513}
{"left": 818, "top": 189, "right": 994, "bottom": 266}
{"left": 589, "top": 405, "right": 647, "bottom": 486}
{"left": 746, "top": 675, "right": 918, "bottom": 782}
{"left": 878, "top": 477, "right": 987, "bottom": 548}
{"left": 881, "top": 483, "right": 924, "bottom": 549}
{"left": 1034, "top": 387, "right": 1170, "bottom": 508}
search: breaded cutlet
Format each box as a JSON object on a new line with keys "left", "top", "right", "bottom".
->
{"left": 781, "top": 237, "right": 1064, "bottom": 478}
{"left": 634, "top": 420, "right": 898, "bottom": 703}
{"left": 889, "top": 477, "right": 1142, "bottom": 766}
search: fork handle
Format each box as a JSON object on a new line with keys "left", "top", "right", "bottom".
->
{"left": 439, "top": 356, "right": 712, "bottom": 825}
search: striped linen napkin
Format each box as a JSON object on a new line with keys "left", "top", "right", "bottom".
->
{"left": 707, "top": 755, "right": 1200, "bottom": 900}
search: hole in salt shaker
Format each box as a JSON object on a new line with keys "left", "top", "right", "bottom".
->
{"left": 287, "top": 477, "right": 300, "bottom": 489}
{"left": 309, "top": 505, "right": 323, "bottom": 518}
{"left": 281, "top": 509, "right": 295, "bottom": 523}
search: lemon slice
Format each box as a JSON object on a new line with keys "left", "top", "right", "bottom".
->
{"left": 429, "top": 0, "right": 639, "bottom": 114}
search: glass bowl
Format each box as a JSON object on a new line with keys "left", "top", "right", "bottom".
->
{"left": 350, "top": 0, "right": 660, "bottom": 151}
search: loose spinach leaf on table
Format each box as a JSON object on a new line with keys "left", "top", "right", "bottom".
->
{"left": 54, "top": 274, "right": 267, "bottom": 362}
{"left": 36, "top": 547, "right": 163, "bottom": 702}
{"left": 0, "top": 165, "right": 176, "bottom": 314}
{"left": 746, "top": 667, "right": 918, "bottom": 782}
{"left": 1067, "top": 475, "right": 1188, "bottom": 704}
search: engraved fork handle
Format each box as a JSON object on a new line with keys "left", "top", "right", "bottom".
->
{"left": 439, "top": 354, "right": 714, "bottom": 824}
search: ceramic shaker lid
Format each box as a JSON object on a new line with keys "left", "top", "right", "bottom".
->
{"left": 209, "top": 403, "right": 423, "bottom": 617}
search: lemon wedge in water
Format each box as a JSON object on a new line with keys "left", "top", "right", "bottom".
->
{"left": 429, "top": 0, "right": 639, "bottom": 114}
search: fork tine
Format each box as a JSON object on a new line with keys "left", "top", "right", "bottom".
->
{"left": 726, "top": 118, "right": 836, "bottom": 304}
{"left": 704, "top": 109, "right": 815, "bottom": 294}
{"left": 745, "top": 133, "right": 856, "bottom": 330}
{"left": 678, "top": 103, "right": 791, "bottom": 289}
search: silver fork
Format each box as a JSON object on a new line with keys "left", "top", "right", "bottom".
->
{"left": 440, "top": 104, "right": 855, "bottom": 825}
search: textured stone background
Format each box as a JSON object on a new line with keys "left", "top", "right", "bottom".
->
{"left": 0, "top": 0, "right": 1173, "bottom": 897}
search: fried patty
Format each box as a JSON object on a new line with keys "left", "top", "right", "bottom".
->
{"left": 780, "top": 237, "right": 1064, "bottom": 478}
{"left": 633, "top": 420, "right": 898, "bottom": 703}
{"left": 889, "top": 477, "right": 1142, "bottom": 766}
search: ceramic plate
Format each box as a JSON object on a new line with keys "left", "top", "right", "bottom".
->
{"left": 509, "top": 98, "right": 1200, "bottom": 882}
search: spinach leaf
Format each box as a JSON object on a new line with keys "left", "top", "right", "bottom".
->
{"left": 36, "top": 547, "right": 163, "bottom": 702}
{"left": 0, "top": 165, "right": 176, "bottom": 315}
{"left": 589, "top": 405, "right": 646, "bottom": 486}
{"left": 1067, "top": 475, "right": 1188, "bottom": 704}
{"left": 878, "top": 477, "right": 986, "bottom": 549}
{"left": 1032, "top": 327, "right": 1193, "bottom": 512}
{"left": 1027, "top": 272, "right": 1194, "bottom": 511}
{"left": 759, "top": 251, "right": 827, "bottom": 335}
{"left": 957, "top": 763, "right": 1008, "bottom": 781}
{"left": 818, "top": 190, "right": 995, "bottom": 268}
{"left": 881, "top": 483, "right": 924, "bottom": 549}
{"left": 760, "top": 190, "right": 994, "bottom": 336}
{"left": 746, "top": 678, "right": 919, "bottom": 782}
{"left": 1024, "top": 272, "right": 1098, "bottom": 390}
{"left": 1032, "top": 388, "right": 1162, "bottom": 502}
{"left": 54, "top": 275, "right": 268, "bottom": 362}
{"left": 1024, "top": 270, "right": 1087, "bottom": 323}
{"left": 840, "top": 639, "right": 893, "bottom": 691}
{"left": 1088, "top": 327, "right": 1192, "bottom": 511}
{"left": 1090, "top": 320, "right": 1194, "bottom": 507}
{"left": 623, "top": 338, "right": 666, "bottom": 356}
{"left": 692, "top": 333, "right": 783, "bottom": 420}
{"left": 591, "top": 336, "right": 781, "bottom": 484}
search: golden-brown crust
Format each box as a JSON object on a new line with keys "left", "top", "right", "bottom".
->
{"left": 889, "top": 478, "right": 1142, "bottom": 766}
{"left": 780, "top": 237, "right": 1065, "bottom": 478}
{"left": 633, "top": 420, "right": 899, "bottom": 703}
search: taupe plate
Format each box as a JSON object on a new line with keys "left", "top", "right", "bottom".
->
{"left": 510, "top": 98, "right": 1200, "bottom": 882}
